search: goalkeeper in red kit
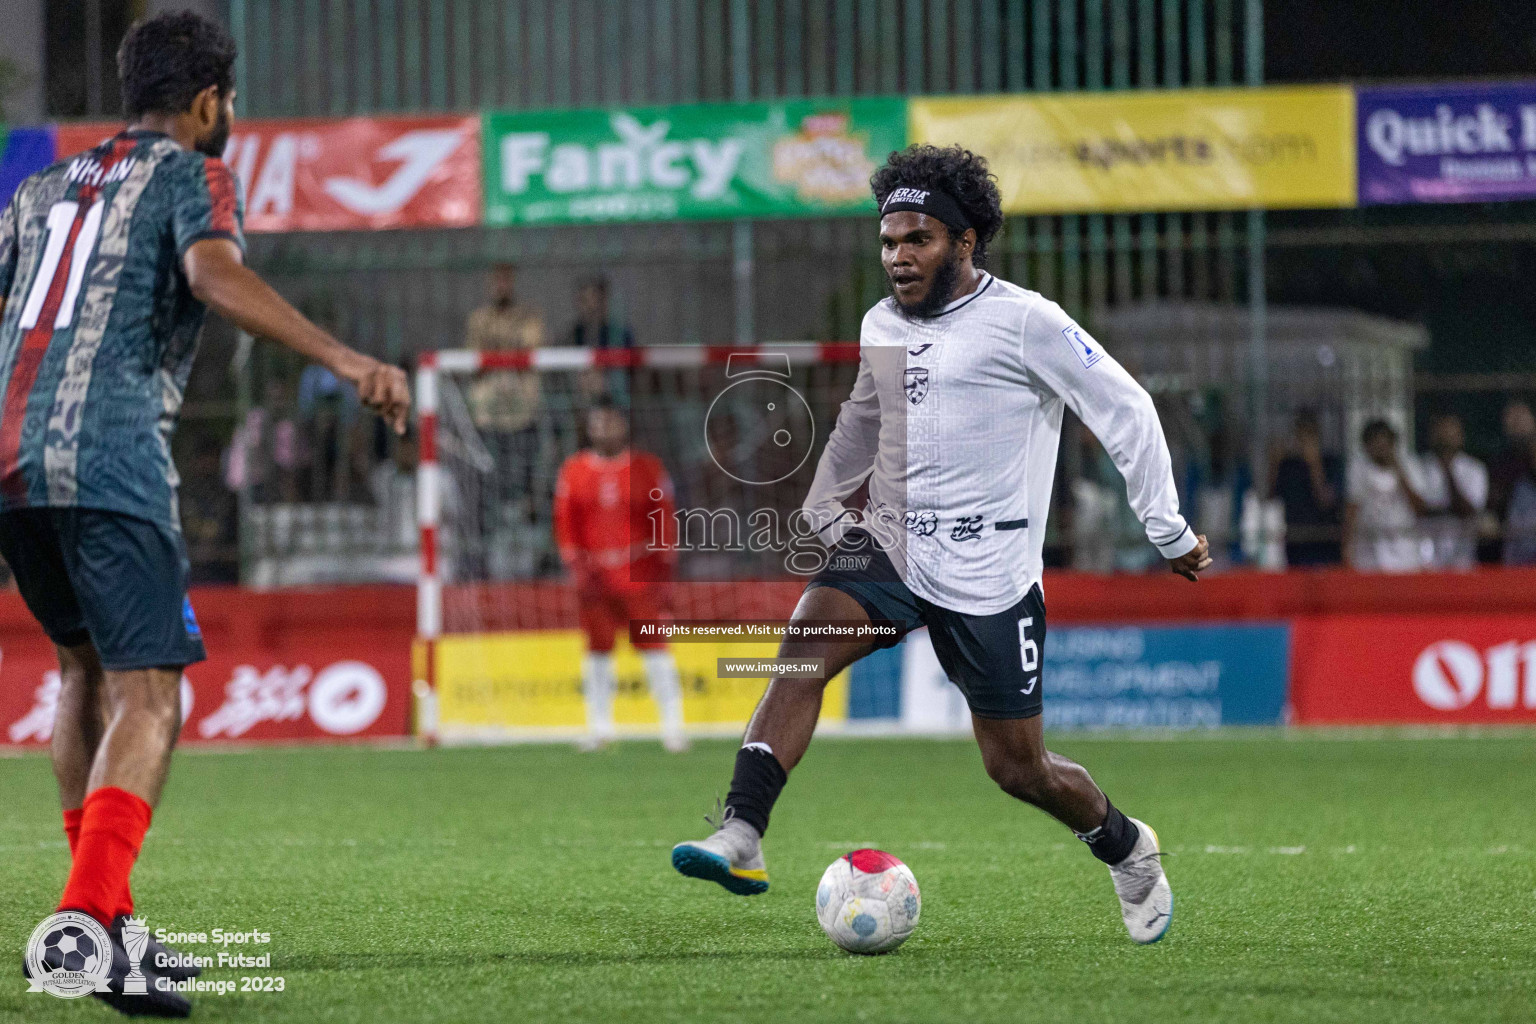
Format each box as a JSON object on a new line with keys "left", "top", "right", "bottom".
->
{"left": 553, "top": 395, "right": 687, "bottom": 751}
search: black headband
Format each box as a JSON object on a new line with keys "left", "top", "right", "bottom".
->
{"left": 879, "top": 186, "right": 972, "bottom": 233}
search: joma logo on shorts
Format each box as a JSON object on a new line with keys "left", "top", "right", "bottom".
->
{"left": 828, "top": 554, "right": 872, "bottom": 572}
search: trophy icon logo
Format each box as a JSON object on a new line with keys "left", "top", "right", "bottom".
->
{"left": 121, "top": 917, "right": 150, "bottom": 995}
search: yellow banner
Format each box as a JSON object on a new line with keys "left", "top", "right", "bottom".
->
{"left": 432, "top": 631, "right": 847, "bottom": 735}
{"left": 909, "top": 86, "right": 1356, "bottom": 214}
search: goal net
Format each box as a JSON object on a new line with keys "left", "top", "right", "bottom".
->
{"left": 414, "top": 344, "right": 860, "bottom": 742}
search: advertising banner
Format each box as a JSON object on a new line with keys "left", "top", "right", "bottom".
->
{"left": 482, "top": 98, "right": 906, "bottom": 225}
{"left": 0, "top": 127, "right": 57, "bottom": 208}
{"left": 54, "top": 116, "right": 482, "bottom": 232}
{"left": 909, "top": 86, "right": 1356, "bottom": 214}
{"left": 1292, "top": 615, "right": 1536, "bottom": 724}
{"left": 1357, "top": 82, "right": 1536, "bottom": 205}
{"left": 0, "top": 588, "right": 413, "bottom": 747}
{"left": 433, "top": 630, "right": 848, "bottom": 737}
{"left": 899, "top": 623, "right": 1291, "bottom": 732}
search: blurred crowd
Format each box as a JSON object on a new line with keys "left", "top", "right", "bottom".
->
{"left": 6, "top": 262, "right": 1532, "bottom": 589}
{"left": 1262, "top": 401, "right": 1536, "bottom": 571}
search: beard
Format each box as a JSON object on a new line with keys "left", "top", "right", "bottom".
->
{"left": 196, "top": 107, "right": 232, "bottom": 158}
{"left": 889, "top": 244, "right": 964, "bottom": 321}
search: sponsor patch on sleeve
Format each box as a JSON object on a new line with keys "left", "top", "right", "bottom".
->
{"left": 1062, "top": 324, "right": 1104, "bottom": 369}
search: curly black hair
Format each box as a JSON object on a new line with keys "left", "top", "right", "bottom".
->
{"left": 870, "top": 144, "right": 1004, "bottom": 267}
{"left": 117, "top": 11, "right": 237, "bottom": 118}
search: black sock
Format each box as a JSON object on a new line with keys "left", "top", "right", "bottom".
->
{"left": 1076, "top": 800, "right": 1140, "bottom": 865}
{"left": 724, "top": 744, "right": 787, "bottom": 837}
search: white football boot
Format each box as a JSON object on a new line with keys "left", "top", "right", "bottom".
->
{"left": 1108, "top": 817, "right": 1173, "bottom": 943}
{"left": 671, "top": 806, "right": 769, "bottom": 896}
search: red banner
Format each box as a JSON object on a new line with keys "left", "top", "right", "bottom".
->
{"left": 0, "top": 587, "right": 414, "bottom": 747}
{"left": 1292, "top": 615, "right": 1536, "bottom": 725}
{"left": 56, "top": 115, "right": 481, "bottom": 233}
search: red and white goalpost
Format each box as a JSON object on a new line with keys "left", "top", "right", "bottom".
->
{"left": 412, "top": 343, "right": 859, "bottom": 742}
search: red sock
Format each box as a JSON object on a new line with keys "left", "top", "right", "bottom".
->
{"left": 57, "top": 787, "right": 152, "bottom": 928}
{"left": 62, "top": 807, "right": 84, "bottom": 856}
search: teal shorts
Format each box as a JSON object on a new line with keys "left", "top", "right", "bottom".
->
{"left": 0, "top": 508, "right": 207, "bottom": 670}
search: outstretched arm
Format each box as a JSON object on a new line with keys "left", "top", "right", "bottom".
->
{"left": 800, "top": 347, "right": 881, "bottom": 546}
{"left": 183, "top": 238, "right": 410, "bottom": 433}
{"left": 1024, "top": 304, "right": 1212, "bottom": 580}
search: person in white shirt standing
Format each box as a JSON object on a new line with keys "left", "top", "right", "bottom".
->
{"left": 1416, "top": 412, "right": 1488, "bottom": 570}
{"left": 1346, "top": 419, "right": 1432, "bottom": 572}
{"left": 672, "top": 145, "right": 1210, "bottom": 944}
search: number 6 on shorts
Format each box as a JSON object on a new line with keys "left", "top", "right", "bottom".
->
{"left": 1018, "top": 616, "right": 1039, "bottom": 673}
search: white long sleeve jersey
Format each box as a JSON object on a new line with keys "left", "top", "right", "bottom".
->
{"left": 802, "top": 273, "right": 1198, "bottom": 615}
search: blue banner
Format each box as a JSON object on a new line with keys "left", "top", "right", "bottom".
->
{"left": 869, "top": 622, "right": 1291, "bottom": 730}
{"left": 1358, "top": 82, "right": 1536, "bottom": 206}
{"left": 1042, "top": 624, "right": 1290, "bottom": 730}
{"left": 0, "top": 127, "right": 59, "bottom": 209}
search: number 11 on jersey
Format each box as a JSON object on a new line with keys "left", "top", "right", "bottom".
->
{"left": 18, "top": 199, "right": 106, "bottom": 332}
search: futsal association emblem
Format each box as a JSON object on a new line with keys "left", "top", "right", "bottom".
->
{"left": 24, "top": 911, "right": 113, "bottom": 999}
{"left": 904, "top": 367, "right": 930, "bottom": 405}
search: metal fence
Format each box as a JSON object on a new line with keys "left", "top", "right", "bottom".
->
{"left": 229, "top": 0, "right": 1263, "bottom": 115}
{"left": 218, "top": 0, "right": 1274, "bottom": 581}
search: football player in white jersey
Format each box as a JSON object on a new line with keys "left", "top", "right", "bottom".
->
{"left": 673, "top": 145, "right": 1211, "bottom": 944}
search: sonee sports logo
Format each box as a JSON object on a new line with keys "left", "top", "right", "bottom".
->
{"left": 25, "top": 912, "right": 113, "bottom": 999}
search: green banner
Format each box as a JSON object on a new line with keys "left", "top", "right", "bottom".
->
{"left": 482, "top": 98, "right": 907, "bottom": 225}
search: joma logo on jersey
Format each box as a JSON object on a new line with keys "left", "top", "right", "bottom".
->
{"left": 883, "top": 187, "right": 930, "bottom": 210}
{"left": 65, "top": 157, "right": 136, "bottom": 187}
{"left": 904, "top": 367, "right": 930, "bottom": 404}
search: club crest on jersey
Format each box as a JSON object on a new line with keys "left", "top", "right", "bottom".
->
{"left": 904, "top": 367, "right": 930, "bottom": 405}
{"left": 1062, "top": 324, "right": 1103, "bottom": 369}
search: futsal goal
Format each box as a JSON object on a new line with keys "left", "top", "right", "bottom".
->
{"left": 413, "top": 343, "right": 860, "bottom": 743}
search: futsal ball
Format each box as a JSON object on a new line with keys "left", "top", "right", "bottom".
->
{"left": 41, "top": 924, "right": 104, "bottom": 975}
{"left": 815, "top": 849, "right": 921, "bottom": 954}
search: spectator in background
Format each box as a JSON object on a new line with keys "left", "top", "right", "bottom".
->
{"left": 569, "top": 275, "right": 635, "bottom": 351}
{"left": 1502, "top": 434, "right": 1536, "bottom": 565}
{"left": 182, "top": 438, "right": 239, "bottom": 584}
{"left": 568, "top": 275, "right": 634, "bottom": 404}
{"left": 1346, "top": 419, "right": 1430, "bottom": 572}
{"left": 1489, "top": 399, "right": 1536, "bottom": 541}
{"left": 465, "top": 263, "right": 546, "bottom": 520}
{"left": 297, "top": 362, "right": 362, "bottom": 501}
{"left": 369, "top": 428, "right": 419, "bottom": 548}
{"left": 1270, "top": 409, "right": 1344, "bottom": 566}
{"left": 225, "top": 376, "right": 302, "bottom": 502}
{"left": 1416, "top": 412, "right": 1488, "bottom": 570}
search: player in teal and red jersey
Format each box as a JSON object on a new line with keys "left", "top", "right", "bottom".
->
{"left": 554, "top": 395, "right": 688, "bottom": 752}
{"left": 0, "top": 13, "right": 408, "bottom": 1015}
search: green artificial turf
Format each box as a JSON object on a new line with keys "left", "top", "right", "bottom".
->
{"left": 1, "top": 733, "right": 1532, "bottom": 1022}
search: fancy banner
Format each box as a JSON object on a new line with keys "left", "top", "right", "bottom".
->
{"left": 482, "top": 98, "right": 906, "bottom": 225}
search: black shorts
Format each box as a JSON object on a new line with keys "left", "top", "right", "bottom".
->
{"left": 0, "top": 508, "right": 207, "bottom": 671}
{"left": 807, "top": 529, "right": 1045, "bottom": 719}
